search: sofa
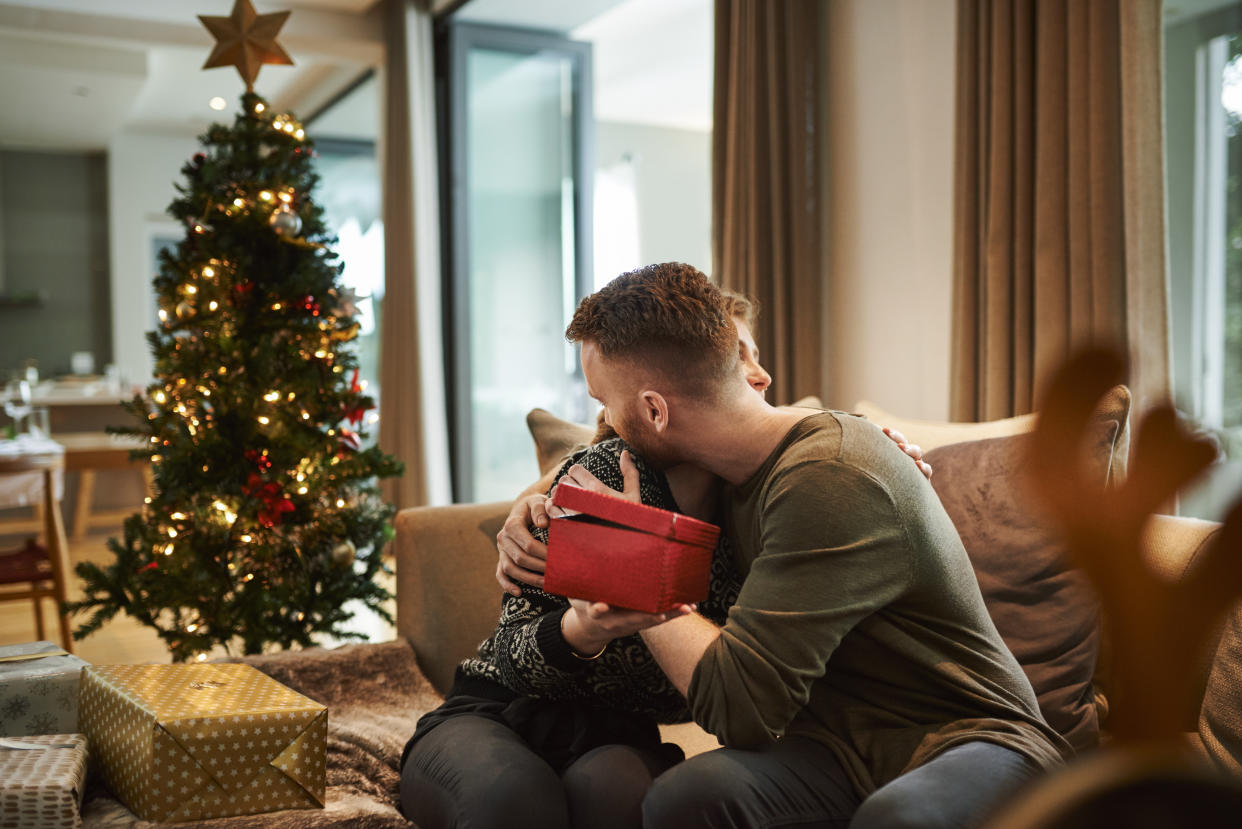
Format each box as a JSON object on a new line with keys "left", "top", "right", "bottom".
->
{"left": 78, "top": 393, "right": 1241, "bottom": 827}
{"left": 394, "top": 391, "right": 1242, "bottom": 766}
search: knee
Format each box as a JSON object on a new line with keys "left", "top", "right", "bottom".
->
{"left": 563, "top": 745, "right": 661, "bottom": 829}
{"left": 849, "top": 789, "right": 927, "bottom": 829}
{"left": 642, "top": 752, "right": 743, "bottom": 829}
{"left": 402, "top": 742, "right": 569, "bottom": 829}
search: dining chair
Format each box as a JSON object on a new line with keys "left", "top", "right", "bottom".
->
{"left": 0, "top": 450, "right": 73, "bottom": 651}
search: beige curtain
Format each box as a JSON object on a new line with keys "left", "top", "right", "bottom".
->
{"left": 712, "top": 0, "right": 822, "bottom": 405}
{"left": 951, "top": 0, "right": 1170, "bottom": 421}
{"left": 379, "top": 0, "right": 451, "bottom": 509}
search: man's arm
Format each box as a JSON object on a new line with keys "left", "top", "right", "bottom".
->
{"left": 496, "top": 493, "right": 553, "bottom": 595}
{"left": 683, "top": 462, "right": 912, "bottom": 749}
{"left": 639, "top": 613, "right": 721, "bottom": 696}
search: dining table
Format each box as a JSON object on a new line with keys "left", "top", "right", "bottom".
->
{"left": 0, "top": 434, "right": 65, "bottom": 510}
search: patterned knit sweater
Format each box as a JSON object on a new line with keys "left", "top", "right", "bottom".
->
{"left": 455, "top": 438, "right": 741, "bottom": 724}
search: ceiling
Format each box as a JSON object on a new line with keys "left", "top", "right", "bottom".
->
{"left": 0, "top": 0, "right": 716, "bottom": 154}
{"left": 0, "top": 0, "right": 383, "bottom": 152}
{"left": 459, "top": 0, "right": 713, "bottom": 132}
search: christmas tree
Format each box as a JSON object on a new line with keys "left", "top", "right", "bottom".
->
{"left": 68, "top": 84, "right": 402, "bottom": 660}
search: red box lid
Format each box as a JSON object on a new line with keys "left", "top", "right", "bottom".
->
{"left": 551, "top": 485, "right": 720, "bottom": 547}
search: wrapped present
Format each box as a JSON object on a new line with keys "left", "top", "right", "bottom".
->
{"left": 79, "top": 663, "right": 327, "bottom": 823}
{"left": 0, "top": 642, "right": 89, "bottom": 737}
{"left": 0, "top": 733, "right": 89, "bottom": 829}
{"left": 545, "top": 484, "right": 720, "bottom": 613}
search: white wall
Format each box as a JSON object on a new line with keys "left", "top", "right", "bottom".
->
{"left": 107, "top": 130, "right": 199, "bottom": 387}
{"left": 822, "top": 0, "right": 956, "bottom": 420}
{"left": 595, "top": 120, "right": 712, "bottom": 278}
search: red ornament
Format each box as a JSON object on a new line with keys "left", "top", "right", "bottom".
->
{"left": 140, "top": 561, "right": 159, "bottom": 572}
{"left": 344, "top": 369, "right": 367, "bottom": 426}
{"left": 243, "top": 473, "right": 295, "bottom": 528}
{"left": 258, "top": 497, "right": 295, "bottom": 528}
{"left": 244, "top": 449, "right": 272, "bottom": 471}
{"left": 301, "top": 295, "right": 320, "bottom": 317}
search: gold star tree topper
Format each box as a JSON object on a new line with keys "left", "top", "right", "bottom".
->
{"left": 199, "top": 0, "right": 294, "bottom": 92}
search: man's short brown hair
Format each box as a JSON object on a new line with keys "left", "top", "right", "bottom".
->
{"left": 567, "top": 263, "right": 737, "bottom": 399}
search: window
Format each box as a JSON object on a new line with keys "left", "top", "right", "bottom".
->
{"left": 306, "top": 76, "right": 383, "bottom": 447}
{"left": 440, "top": 0, "right": 714, "bottom": 503}
{"left": 1166, "top": 4, "right": 1242, "bottom": 519}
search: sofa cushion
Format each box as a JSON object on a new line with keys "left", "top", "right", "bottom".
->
{"left": 923, "top": 421, "right": 1120, "bottom": 755}
{"left": 527, "top": 408, "right": 594, "bottom": 476}
{"left": 1199, "top": 600, "right": 1242, "bottom": 774}
{"left": 855, "top": 385, "right": 1131, "bottom": 485}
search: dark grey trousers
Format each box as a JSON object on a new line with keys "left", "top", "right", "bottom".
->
{"left": 643, "top": 737, "right": 1041, "bottom": 829}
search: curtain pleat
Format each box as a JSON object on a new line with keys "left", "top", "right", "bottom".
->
{"left": 952, "top": 0, "right": 1170, "bottom": 421}
{"left": 378, "top": 0, "right": 451, "bottom": 509}
{"left": 712, "top": 0, "right": 822, "bottom": 405}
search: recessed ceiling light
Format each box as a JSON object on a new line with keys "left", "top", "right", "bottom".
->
{"left": 209, "top": 96, "right": 227, "bottom": 111}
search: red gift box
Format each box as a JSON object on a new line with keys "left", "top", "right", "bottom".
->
{"left": 544, "top": 484, "right": 720, "bottom": 613}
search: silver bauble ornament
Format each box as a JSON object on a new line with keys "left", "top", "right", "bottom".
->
{"left": 331, "top": 539, "right": 356, "bottom": 567}
{"left": 175, "top": 301, "right": 193, "bottom": 320}
{"left": 270, "top": 205, "right": 302, "bottom": 236}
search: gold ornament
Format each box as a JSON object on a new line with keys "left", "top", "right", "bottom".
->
{"left": 331, "top": 540, "right": 356, "bottom": 567}
{"left": 176, "top": 301, "right": 194, "bottom": 320}
{"left": 198, "top": 0, "right": 294, "bottom": 93}
{"left": 328, "top": 321, "right": 361, "bottom": 343}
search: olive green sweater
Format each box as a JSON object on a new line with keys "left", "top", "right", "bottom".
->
{"left": 687, "top": 411, "right": 1068, "bottom": 796}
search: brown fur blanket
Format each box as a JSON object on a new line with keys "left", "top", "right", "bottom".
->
{"left": 81, "top": 640, "right": 443, "bottom": 828}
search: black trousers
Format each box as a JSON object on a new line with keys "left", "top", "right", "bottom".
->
{"left": 400, "top": 712, "right": 677, "bottom": 829}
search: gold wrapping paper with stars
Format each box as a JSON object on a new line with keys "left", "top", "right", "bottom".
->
{"left": 79, "top": 664, "right": 327, "bottom": 823}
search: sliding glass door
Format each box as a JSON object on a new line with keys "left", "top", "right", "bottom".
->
{"left": 442, "top": 23, "right": 593, "bottom": 502}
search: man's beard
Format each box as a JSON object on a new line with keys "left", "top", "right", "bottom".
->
{"left": 614, "top": 407, "right": 682, "bottom": 470}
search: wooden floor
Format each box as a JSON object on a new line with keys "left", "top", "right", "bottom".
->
{"left": 0, "top": 522, "right": 397, "bottom": 664}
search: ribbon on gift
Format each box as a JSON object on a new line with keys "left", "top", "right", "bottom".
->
{"left": 0, "top": 648, "right": 68, "bottom": 664}
{"left": 0, "top": 738, "right": 78, "bottom": 750}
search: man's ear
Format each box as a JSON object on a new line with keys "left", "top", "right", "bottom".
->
{"left": 638, "top": 390, "right": 670, "bottom": 433}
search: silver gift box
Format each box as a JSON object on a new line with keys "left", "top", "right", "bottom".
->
{"left": 0, "top": 641, "right": 89, "bottom": 737}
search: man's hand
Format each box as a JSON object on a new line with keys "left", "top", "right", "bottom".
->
{"left": 882, "top": 427, "right": 933, "bottom": 480}
{"left": 496, "top": 493, "right": 553, "bottom": 596}
{"left": 552, "top": 449, "right": 642, "bottom": 508}
{"left": 561, "top": 597, "right": 696, "bottom": 658}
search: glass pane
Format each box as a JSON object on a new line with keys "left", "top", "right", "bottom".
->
{"left": 1225, "top": 34, "right": 1242, "bottom": 429}
{"left": 315, "top": 147, "right": 383, "bottom": 447}
{"left": 466, "top": 47, "right": 582, "bottom": 502}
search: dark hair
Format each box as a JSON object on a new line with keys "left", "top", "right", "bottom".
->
{"left": 719, "top": 288, "right": 758, "bottom": 330}
{"left": 566, "top": 263, "right": 737, "bottom": 399}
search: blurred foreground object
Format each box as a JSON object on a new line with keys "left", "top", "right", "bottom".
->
{"left": 985, "top": 347, "right": 1242, "bottom": 828}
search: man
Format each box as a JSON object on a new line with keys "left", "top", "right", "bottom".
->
{"left": 501, "top": 263, "right": 1065, "bottom": 828}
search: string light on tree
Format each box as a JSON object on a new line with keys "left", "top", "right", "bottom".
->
{"left": 67, "top": 1, "right": 402, "bottom": 662}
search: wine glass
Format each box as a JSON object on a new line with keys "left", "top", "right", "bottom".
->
{"left": 3, "top": 379, "right": 32, "bottom": 436}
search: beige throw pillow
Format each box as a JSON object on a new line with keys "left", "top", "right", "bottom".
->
{"left": 527, "top": 409, "right": 594, "bottom": 476}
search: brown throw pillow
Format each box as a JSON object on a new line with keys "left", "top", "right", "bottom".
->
{"left": 527, "top": 408, "right": 595, "bottom": 476}
{"left": 924, "top": 421, "right": 1119, "bottom": 755}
